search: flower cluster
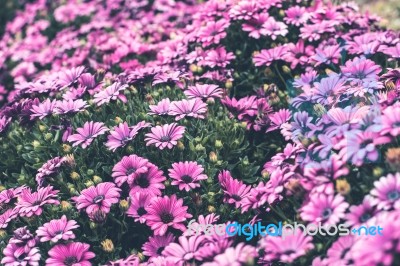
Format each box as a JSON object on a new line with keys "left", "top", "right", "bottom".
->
{"left": 0, "top": 0, "right": 400, "bottom": 265}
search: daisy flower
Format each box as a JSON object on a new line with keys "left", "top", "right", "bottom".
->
{"left": 169, "top": 161, "right": 208, "bottom": 191}
{"left": 341, "top": 56, "right": 382, "bottom": 84}
{"left": 370, "top": 173, "right": 400, "bottom": 210}
{"left": 325, "top": 236, "right": 355, "bottom": 265}
{"left": 284, "top": 6, "right": 310, "bottom": 26}
{"left": 144, "top": 195, "right": 192, "bottom": 236}
{"left": 58, "top": 66, "right": 85, "bottom": 88}
{"left": 300, "top": 192, "right": 349, "bottom": 226}
{"left": 35, "top": 156, "right": 67, "bottom": 186}
{"left": 36, "top": 215, "right": 79, "bottom": 243}
{"left": 162, "top": 235, "right": 206, "bottom": 265}
{"left": 105, "top": 121, "right": 148, "bottom": 152}
{"left": 15, "top": 186, "right": 60, "bottom": 217}
{"left": 128, "top": 162, "right": 166, "bottom": 197}
{"left": 142, "top": 233, "right": 176, "bottom": 257}
{"left": 241, "top": 13, "right": 270, "bottom": 39}
{"left": 184, "top": 84, "right": 223, "bottom": 100}
{"left": 262, "top": 17, "right": 288, "bottom": 40}
{"left": 0, "top": 209, "right": 18, "bottom": 229}
{"left": 145, "top": 123, "right": 185, "bottom": 150}
{"left": 53, "top": 99, "right": 88, "bottom": 115}
{"left": 0, "top": 116, "right": 11, "bottom": 133}
{"left": 112, "top": 154, "right": 150, "bottom": 187}
{"left": 9, "top": 226, "right": 37, "bottom": 252}
{"left": 253, "top": 46, "right": 287, "bottom": 67}
{"left": 127, "top": 192, "right": 152, "bottom": 224}
{"left": 198, "top": 19, "right": 229, "bottom": 47}
{"left": 202, "top": 243, "right": 257, "bottom": 266}
{"left": 380, "top": 105, "right": 400, "bottom": 137}
{"left": 73, "top": 182, "right": 121, "bottom": 216}
{"left": 1, "top": 244, "right": 40, "bottom": 266}
{"left": 169, "top": 99, "right": 208, "bottom": 121}
{"left": 46, "top": 242, "right": 95, "bottom": 266}
{"left": 148, "top": 98, "right": 171, "bottom": 116}
{"left": 67, "top": 121, "right": 108, "bottom": 149}
{"left": 346, "top": 196, "right": 377, "bottom": 227}
{"left": 30, "top": 99, "right": 57, "bottom": 120}
{"left": 218, "top": 170, "right": 251, "bottom": 208}
{"left": 93, "top": 82, "right": 128, "bottom": 106}
{"left": 202, "top": 46, "right": 235, "bottom": 68}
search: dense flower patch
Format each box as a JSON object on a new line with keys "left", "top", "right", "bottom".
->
{"left": 1, "top": 0, "right": 400, "bottom": 265}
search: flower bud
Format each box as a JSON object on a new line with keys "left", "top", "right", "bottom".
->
{"left": 119, "top": 199, "right": 129, "bottom": 211}
{"left": 39, "top": 125, "right": 47, "bottom": 132}
{"left": 215, "top": 140, "right": 223, "bottom": 149}
{"left": 386, "top": 148, "right": 400, "bottom": 172}
{"left": 85, "top": 180, "right": 95, "bottom": 187}
{"left": 115, "top": 117, "right": 123, "bottom": 124}
{"left": 89, "top": 222, "right": 97, "bottom": 229}
{"left": 137, "top": 252, "right": 146, "bottom": 262}
{"left": 87, "top": 169, "right": 95, "bottom": 176}
{"left": 126, "top": 145, "right": 134, "bottom": 153}
{"left": 282, "top": 65, "right": 291, "bottom": 74}
{"left": 101, "top": 239, "right": 115, "bottom": 253}
{"left": 225, "top": 80, "right": 233, "bottom": 89}
{"left": 70, "top": 172, "right": 80, "bottom": 180}
{"left": 91, "top": 210, "right": 107, "bottom": 224}
{"left": 195, "top": 144, "right": 205, "bottom": 152}
{"left": 93, "top": 175, "right": 102, "bottom": 184}
{"left": 65, "top": 154, "right": 75, "bottom": 167}
{"left": 177, "top": 141, "right": 185, "bottom": 150}
{"left": 0, "top": 185, "right": 5, "bottom": 192}
{"left": 69, "top": 187, "right": 77, "bottom": 195}
{"left": 32, "top": 140, "right": 41, "bottom": 149}
{"left": 62, "top": 144, "right": 72, "bottom": 153}
{"left": 189, "top": 64, "right": 198, "bottom": 72}
{"left": 60, "top": 201, "right": 72, "bottom": 211}
{"left": 209, "top": 152, "right": 218, "bottom": 163}
{"left": 373, "top": 167, "right": 384, "bottom": 178}
{"left": 336, "top": 179, "right": 351, "bottom": 195}
{"left": 0, "top": 229, "right": 7, "bottom": 240}
{"left": 207, "top": 205, "right": 216, "bottom": 213}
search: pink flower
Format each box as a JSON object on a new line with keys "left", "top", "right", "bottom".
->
{"left": 370, "top": 173, "right": 400, "bottom": 210}
{"left": 144, "top": 195, "right": 192, "bottom": 236}
{"left": 169, "top": 99, "right": 208, "bottom": 121}
{"left": 253, "top": 46, "right": 287, "bottom": 67}
{"left": 1, "top": 244, "right": 40, "bottom": 266}
{"left": 202, "top": 243, "right": 257, "bottom": 266}
{"left": 142, "top": 233, "right": 176, "bottom": 257}
{"left": 73, "top": 182, "right": 121, "bottom": 215}
{"left": 9, "top": 226, "right": 37, "bottom": 252}
{"left": 148, "top": 98, "right": 171, "bottom": 116}
{"left": 198, "top": 19, "right": 229, "bottom": 46}
{"left": 46, "top": 242, "right": 95, "bottom": 266}
{"left": 93, "top": 82, "right": 128, "bottom": 106}
{"left": 35, "top": 156, "right": 67, "bottom": 186}
{"left": 203, "top": 46, "right": 235, "bottom": 68}
{"left": 262, "top": 17, "right": 288, "bottom": 40}
{"left": 258, "top": 228, "right": 314, "bottom": 263}
{"left": 300, "top": 192, "right": 349, "bottom": 226}
{"left": 284, "top": 6, "right": 310, "bottom": 26}
{"left": 112, "top": 154, "right": 150, "bottom": 187}
{"left": 127, "top": 192, "right": 152, "bottom": 224}
{"left": 380, "top": 105, "right": 400, "bottom": 137}
{"left": 341, "top": 56, "right": 382, "bottom": 84}
{"left": 30, "top": 99, "right": 57, "bottom": 120}
{"left": 58, "top": 66, "right": 85, "bottom": 88}
{"left": 67, "top": 121, "right": 108, "bottom": 149}
{"left": 36, "top": 215, "right": 79, "bottom": 243}
{"left": 162, "top": 235, "right": 206, "bottom": 265}
{"left": 15, "top": 186, "right": 60, "bottom": 217}
{"left": 0, "top": 116, "right": 11, "bottom": 133}
{"left": 242, "top": 13, "right": 270, "bottom": 39}
{"left": 346, "top": 196, "right": 377, "bottom": 227}
{"left": 128, "top": 162, "right": 166, "bottom": 197}
{"left": 0, "top": 209, "right": 18, "bottom": 229}
{"left": 218, "top": 170, "right": 251, "bottom": 208}
{"left": 312, "top": 44, "right": 342, "bottom": 66}
{"left": 325, "top": 236, "right": 355, "bottom": 265}
{"left": 283, "top": 40, "right": 314, "bottom": 68}
{"left": 145, "top": 123, "right": 185, "bottom": 150}
{"left": 105, "top": 121, "right": 149, "bottom": 152}
{"left": 184, "top": 84, "right": 223, "bottom": 100}
{"left": 267, "top": 109, "right": 291, "bottom": 132}
{"left": 169, "top": 161, "right": 208, "bottom": 191}
{"left": 53, "top": 99, "right": 88, "bottom": 115}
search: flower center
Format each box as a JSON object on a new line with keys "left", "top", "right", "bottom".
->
{"left": 360, "top": 212, "right": 371, "bottom": 222}
{"left": 137, "top": 207, "right": 147, "bottom": 216}
{"left": 55, "top": 230, "right": 64, "bottom": 235}
{"left": 160, "top": 212, "right": 174, "bottom": 223}
{"left": 181, "top": 175, "right": 193, "bottom": 183}
{"left": 157, "top": 247, "right": 165, "bottom": 255}
{"left": 93, "top": 195, "right": 105, "bottom": 204}
{"left": 160, "top": 136, "right": 171, "bottom": 142}
{"left": 387, "top": 190, "right": 400, "bottom": 201}
{"left": 64, "top": 256, "right": 78, "bottom": 266}
{"left": 232, "top": 194, "right": 242, "bottom": 201}
{"left": 322, "top": 208, "right": 332, "bottom": 219}
{"left": 135, "top": 175, "right": 150, "bottom": 188}
{"left": 126, "top": 167, "right": 137, "bottom": 175}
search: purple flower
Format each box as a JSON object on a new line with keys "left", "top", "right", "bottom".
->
{"left": 15, "top": 186, "right": 60, "bottom": 217}
{"left": 218, "top": 170, "right": 251, "bottom": 208}
{"left": 253, "top": 46, "right": 287, "bottom": 67}
{"left": 341, "top": 56, "right": 382, "bottom": 84}
{"left": 145, "top": 123, "right": 185, "bottom": 150}
{"left": 53, "top": 99, "right": 88, "bottom": 115}
{"left": 148, "top": 98, "right": 171, "bottom": 116}
{"left": 142, "top": 233, "right": 175, "bottom": 257}
{"left": 169, "top": 161, "right": 208, "bottom": 191}
{"left": 36, "top": 215, "right": 79, "bottom": 243}
{"left": 370, "top": 173, "right": 400, "bottom": 210}
{"left": 30, "top": 99, "right": 57, "bottom": 120}
{"left": 67, "top": 121, "right": 109, "bottom": 149}
{"left": 184, "top": 84, "right": 223, "bottom": 100}
{"left": 93, "top": 82, "right": 128, "bottom": 106}
{"left": 1, "top": 243, "right": 40, "bottom": 266}
{"left": 169, "top": 99, "right": 208, "bottom": 121}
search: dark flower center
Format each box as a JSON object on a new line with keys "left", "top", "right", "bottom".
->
{"left": 93, "top": 195, "right": 105, "bottom": 204}
{"left": 283, "top": 249, "right": 295, "bottom": 255}
{"left": 360, "top": 139, "right": 373, "bottom": 149}
{"left": 181, "top": 175, "right": 193, "bottom": 183}
{"left": 55, "top": 230, "right": 64, "bottom": 235}
{"left": 160, "top": 212, "right": 174, "bottom": 223}
{"left": 340, "top": 248, "right": 350, "bottom": 259}
{"left": 126, "top": 167, "right": 137, "bottom": 175}
{"left": 160, "top": 136, "right": 171, "bottom": 142}
{"left": 157, "top": 247, "right": 165, "bottom": 255}
{"left": 360, "top": 212, "right": 371, "bottom": 222}
{"left": 137, "top": 207, "right": 147, "bottom": 216}
{"left": 64, "top": 256, "right": 78, "bottom": 266}
{"left": 322, "top": 208, "right": 332, "bottom": 219}
{"left": 135, "top": 175, "right": 150, "bottom": 188}
{"left": 387, "top": 190, "right": 400, "bottom": 201}
{"left": 232, "top": 194, "right": 242, "bottom": 201}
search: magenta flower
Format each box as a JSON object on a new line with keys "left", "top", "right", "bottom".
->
{"left": 370, "top": 173, "right": 400, "bottom": 210}
{"left": 312, "top": 44, "right": 342, "bottom": 66}
{"left": 145, "top": 123, "right": 185, "bottom": 150}
{"left": 112, "top": 154, "right": 150, "bottom": 187}
{"left": 346, "top": 196, "right": 377, "bottom": 227}
{"left": 0, "top": 209, "right": 18, "bottom": 229}
{"left": 203, "top": 46, "right": 235, "bottom": 68}
{"left": 267, "top": 109, "right": 291, "bottom": 132}
{"left": 144, "top": 195, "right": 192, "bottom": 236}
{"left": 300, "top": 192, "right": 349, "bottom": 226}
{"left": 93, "top": 82, "right": 128, "bottom": 106}
{"left": 58, "top": 66, "right": 85, "bottom": 88}
{"left": 253, "top": 46, "right": 287, "bottom": 67}
{"left": 325, "top": 236, "right": 355, "bottom": 265}
{"left": 36, "top": 215, "right": 79, "bottom": 243}
{"left": 380, "top": 105, "right": 400, "bottom": 137}
{"left": 162, "top": 235, "right": 206, "bottom": 264}
{"left": 169, "top": 161, "right": 208, "bottom": 191}
{"left": 16, "top": 186, "right": 60, "bottom": 217}
{"left": 0, "top": 116, "right": 11, "bottom": 133}
{"left": 67, "top": 121, "right": 108, "bottom": 149}
{"left": 284, "top": 6, "right": 310, "bottom": 26}
{"left": 142, "top": 232, "right": 176, "bottom": 257}
{"left": 128, "top": 162, "right": 166, "bottom": 197}
{"left": 184, "top": 84, "right": 223, "bottom": 100}
{"left": 35, "top": 156, "right": 67, "bottom": 186}
{"left": 218, "top": 170, "right": 251, "bottom": 208}
{"left": 1, "top": 244, "right": 40, "bottom": 266}
{"left": 53, "top": 99, "right": 88, "bottom": 115}
{"left": 46, "top": 242, "right": 95, "bottom": 266}
{"left": 283, "top": 40, "right": 314, "bottom": 69}
{"left": 9, "top": 226, "right": 37, "bottom": 252}
{"left": 202, "top": 243, "right": 257, "bottom": 266}
{"left": 169, "top": 99, "right": 207, "bottom": 121}
{"left": 341, "top": 56, "right": 382, "bottom": 84}
{"left": 148, "top": 98, "right": 171, "bottom": 116}
{"left": 242, "top": 13, "right": 270, "bottom": 39}
{"left": 127, "top": 192, "right": 152, "bottom": 224}
{"left": 105, "top": 121, "right": 149, "bottom": 152}
{"left": 30, "top": 99, "right": 57, "bottom": 120}
{"left": 258, "top": 228, "right": 314, "bottom": 264}
{"left": 262, "top": 17, "right": 288, "bottom": 40}
{"left": 73, "top": 182, "right": 121, "bottom": 215}
{"left": 198, "top": 19, "right": 229, "bottom": 46}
